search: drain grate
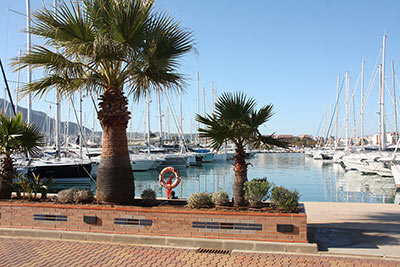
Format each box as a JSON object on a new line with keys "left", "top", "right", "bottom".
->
{"left": 196, "top": 248, "right": 231, "bottom": 254}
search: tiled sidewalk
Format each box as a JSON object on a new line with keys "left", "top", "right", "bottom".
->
{"left": 0, "top": 237, "right": 398, "bottom": 267}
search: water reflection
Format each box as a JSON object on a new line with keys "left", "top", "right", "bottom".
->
{"left": 61, "top": 153, "right": 397, "bottom": 203}
{"left": 336, "top": 171, "right": 396, "bottom": 203}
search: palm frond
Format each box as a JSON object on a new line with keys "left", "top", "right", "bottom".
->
{"left": 127, "top": 10, "right": 195, "bottom": 98}
{"left": 215, "top": 92, "right": 256, "bottom": 123}
{"left": 243, "top": 104, "right": 274, "bottom": 129}
{"left": 196, "top": 115, "right": 229, "bottom": 150}
{"left": 31, "top": 1, "right": 95, "bottom": 53}
{"left": 111, "top": 0, "right": 153, "bottom": 47}
{"left": 12, "top": 46, "right": 85, "bottom": 76}
{"left": 195, "top": 92, "right": 285, "bottom": 151}
{"left": 259, "top": 134, "right": 288, "bottom": 149}
{"left": 11, "top": 0, "right": 195, "bottom": 110}
{"left": 0, "top": 113, "right": 44, "bottom": 156}
{"left": 19, "top": 75, "right": 88, "bottom": 98}
{"left": 18, "top": 122, "right": 44, "bottom": 156}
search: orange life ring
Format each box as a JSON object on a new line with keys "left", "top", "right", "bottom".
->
{"left": 159, "top": 166, "right": 181, "bottom": 189}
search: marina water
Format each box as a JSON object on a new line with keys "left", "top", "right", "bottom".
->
{"left": 72, "top": 153, "right": 398, "bottom": 203}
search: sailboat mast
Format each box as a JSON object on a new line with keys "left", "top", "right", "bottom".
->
{"left": 378, "top": 64, "right": 383, "bottom": 150}
{"left": 392, "top": 61, "right": 398, "bottom": 143}
{"left": 203, "top": 87, "right": 206, "bottom": 146}
{"left": 196, "top": 72, "right": 199, "bottom": 141}
{"left": 335, "top": 75, "right": 340, "bottom": 148}
{"left": 329, "top": 104, "right": 332, "bottom": 145}
{"left": 79, "top": 89, "right": 83, "bottom": 159}
{"left": 361, "top": 60, "right": 365, "bottom": 149}
{"left": 324, "top": 107, "right": 327, "bottom": 145}
{"left": 345, "top": 71, "right": 349, "bottom": 150}
{"left": 54, "top": 0, "right": 61, "bottom": 159}
{"left": 212, "top": 82, "right": 215, "bottom": 111}
{"left": 26, "top": 0, "right": 32, "bottom": 123}
{"left": 146, "top": 92, "right": 151, "bottom": 153}
{"left": 381, "top": 34, "right": 387, "bottom": 150}
{"left": 157, "top": 89, "right": 163, "bottom": 144}
{"left": 179, "top": 83, "right": 183, "bottom": 136}
{"left": 203, "top": 87, "right": 206, "bottom": 117}
{"left": 16, "top": 50, "right": 22, "bottom": 114}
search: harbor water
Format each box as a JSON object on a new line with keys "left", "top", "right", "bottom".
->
{"left": 71, "top": 153, "right": 398, "bottom": 203}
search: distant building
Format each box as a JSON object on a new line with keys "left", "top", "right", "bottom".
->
{"left": 299, "top": 134, "right": 312, "bottom": 140}
{"left": 275, "top": 134, "right": 294, "bottom": 140}
{"left": 371, "top": 132, "right": 399, "bottom": 145}
{"left": 387, "top": 132, "right": 399, "bottom": 145}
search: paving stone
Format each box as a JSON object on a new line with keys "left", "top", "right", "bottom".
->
{"left": 35, "top": 230, "right": 62, "bottom": 239}
{"left": 13, "top": 229, "right": 36, "bottom": 237}
{"left": 87, "top": 232, "right": 112, "bottom": 242}
{"left": 223, "top": 240, "right": 255, "bottom": 251}
{"left": 286, "top": 242, "right": 318, "bottom": 253}
{"left": 0, "top": 236, "right": 398, "bottom": 266}
{"left": 61, "top": 231, "right": 87, "bottom": 241}
{"left": 254, "top": 241, "right": 287, "bottom": 252}
{"left": 193, "top": 239, "right": 224, "bottom": 249}
{"left": 0, "top": 228, "right": 14, "bottom": 237}
{"left": 166, "top": 237, "right": 195, "bottom": 247}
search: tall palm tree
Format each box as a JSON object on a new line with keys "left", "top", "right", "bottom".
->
{"left": 0, "top": 113, "right": 43, "bottom": 199}
{"left": 196, "top": 92, "right": 287, "bottom": 206}
{"left": 13, "top": 0, "right": 194, "bottom": 204}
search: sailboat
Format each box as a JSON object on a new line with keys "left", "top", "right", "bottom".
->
{"left": 17, "top": 0, "right": 97, "bottom": 189}
{"left": 338, "top": 35, "right": 396, "bottom": 177}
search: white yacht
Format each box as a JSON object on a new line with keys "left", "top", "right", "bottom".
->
{"left": 159, "top": 153, "right": 188, "bottom": 168}
{"left": 390, "top": 161, "right": 400, "bottom": 187}
{"left": 341, "top": 152, "right": 393, "bottom": 176}
{"left": 130, "top": 154, "right": 158, "bottom": 171}
{"left": 17, "top": 157, "right": 95, "bottom": 186}
{"left": 212, "top": 153, "right": 227, "bottom": 162}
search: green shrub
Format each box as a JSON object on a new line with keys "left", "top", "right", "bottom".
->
{"left": 11, "top": 173, "right": 52, "bottom": 200}
{"left": 141, "top": 189, "right": 156, "bottom": 204}
{"left": 244, "top": 178, "right": 273, "bottom": 206}
{"left": 211, "top": 191, "right": 230, "bottom": 206}
{"left": 187, "top": 192, "right": 214, "bottom": 209}
{"left": 271, "top": 186, "right": 299, "bottom": 213}
{"left": 57, "top": 188, "right": 94, "bottom": 204}
{"left": 73, "top": 189, "right": 94, "bottom": 203}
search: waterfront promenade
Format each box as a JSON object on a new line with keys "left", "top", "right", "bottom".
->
{"left": 305, "top": 202, "right": 400, "bottom": 259}
{"left": 0, "top": 236, "right": 398, "bottom": 266}
{"left": 0, "top": 202, "right": 398, "bottom": 266}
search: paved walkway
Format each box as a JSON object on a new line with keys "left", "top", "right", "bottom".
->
{"left": 304, "top": 202, "right": 400, "bottom": 231}
{"left": 304, "top": 202, "right": 400, "bottom": 258}
{"left": 0, "top": 236, "right": 398, "bottom": 267}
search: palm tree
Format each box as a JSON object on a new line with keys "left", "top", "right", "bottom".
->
{"left": 13, "top": 0, "right": 194, "bottom": 204}
{"left": 0, "top": 113, "right": 43, "bottom": 199}
{"left": 195, "top": 92, "right": 287, "bottom": 206}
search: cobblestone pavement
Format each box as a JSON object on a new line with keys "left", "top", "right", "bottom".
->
{"left": 0, "top": 237, "right": 399, "bottom": 267}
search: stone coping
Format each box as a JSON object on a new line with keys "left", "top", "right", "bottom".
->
{"left": 0, "top": 202, "right": 306, "bottom": 217}
{"left": 0, "top": 228, "right": 318, "bottom": 254}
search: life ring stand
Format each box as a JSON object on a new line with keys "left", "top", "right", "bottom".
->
{"left": 159, "top": 167, "right": 181, "bottom": 198}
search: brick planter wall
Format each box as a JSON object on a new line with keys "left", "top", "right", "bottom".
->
{"left": 0, "top": 203, "right": 308, "bottom": 243}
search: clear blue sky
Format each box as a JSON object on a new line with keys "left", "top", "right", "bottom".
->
{"left": 1, "top": 0, "right": 400, "bottom": 137}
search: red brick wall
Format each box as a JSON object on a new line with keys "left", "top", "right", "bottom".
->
{"left": 0, "top": 203, "right": 307, "bottom": 243}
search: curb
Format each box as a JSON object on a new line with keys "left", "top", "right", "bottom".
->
{"left": 0, "top": 228, "right": 318, "bottom": 254}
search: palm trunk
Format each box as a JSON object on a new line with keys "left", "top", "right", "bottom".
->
{"left": 0, "top": 154, "right": 15, "bottom": 199}
{"left": 233, "top": 145, "right": 247, "bottom": 206}
{"left": 96, "top": 89, "right": 134, "bottom": 204}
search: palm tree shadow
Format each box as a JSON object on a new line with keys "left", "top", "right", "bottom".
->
{"left": 308, "top": 211, "right": 400, "bottom": 252}
{"left": 308, "top": 226, "right": 400, "bottom": 251}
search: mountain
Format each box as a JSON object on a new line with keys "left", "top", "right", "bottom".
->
{"left": 0, "top": 98, "right": 93, "bottom": 138}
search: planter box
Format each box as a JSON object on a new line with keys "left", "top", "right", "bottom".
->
{"left": 0, "top": 202, "right": 308, "bottom": 243}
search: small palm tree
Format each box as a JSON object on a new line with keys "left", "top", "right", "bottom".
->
{"left": 195, "top": 92, "right": 287, "bottom": 206}
{"left": 13, "top": 0, "right": 194, "bottom": 204}
{"left": 0, "top": 113, "right": 43, "bottom": 199}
